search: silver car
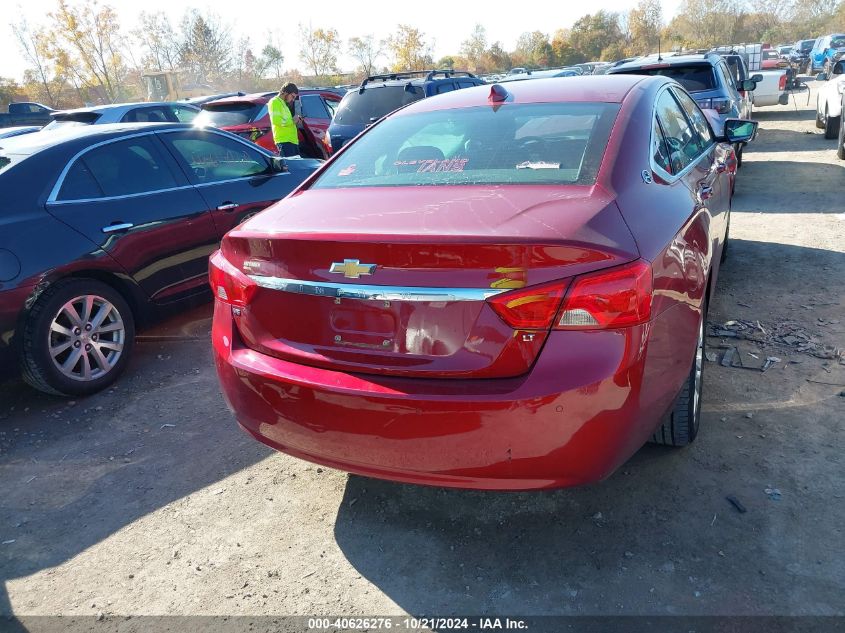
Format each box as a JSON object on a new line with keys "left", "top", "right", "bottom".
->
{"left": 43, "top": 102, "right": 199, "bottom": 130}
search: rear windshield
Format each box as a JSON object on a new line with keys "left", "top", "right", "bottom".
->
{"left": 194, "top": 103, "right": 264, "bottom": 127}
{"left": 832, "top": 35, "right": 845, "bottom": 49}
{"left": 800, "top": 40, "right": 815, "bottom": 51}
{"left": 311, "top": 102, "right": 620, "bottom": 189}
{"left": 615, "top": 65, "right": 716, "bottom": 92}
{"left": 333, "top": 85, "right": 425, "bottom": 126}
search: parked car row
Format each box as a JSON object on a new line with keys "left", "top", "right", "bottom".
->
{"left": 814, "top": 59, "right": 845, "bottom": 151}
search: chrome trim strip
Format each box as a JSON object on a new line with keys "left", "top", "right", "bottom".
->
{"left": 248, "top": 275, "right": 506, "bottom": 302}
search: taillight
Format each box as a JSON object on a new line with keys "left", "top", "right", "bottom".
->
{"left": 778, "top": 73, "right": 787, "bottom": 91}
{"left": 711, "top": 99, "right": 732, "bottom": 114}
{"left": 209, "top": 250, "right": 257, "bottom": 307}
{"left": 487, "top": 280, "right": 569, "bottom": 330}
{"left": 323, "top": 133, "right": 333, "bottom": 152}
{"left": 556, "top": 260, "right": 652, "bottom": 329}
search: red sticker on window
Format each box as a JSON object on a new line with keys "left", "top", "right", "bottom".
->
{"left": 338, "top": 164, "right": 357, "bottom": 176}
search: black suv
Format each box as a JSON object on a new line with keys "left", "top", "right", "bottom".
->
{"left": 327, "top": 70, "right": 484, "bottom": 152}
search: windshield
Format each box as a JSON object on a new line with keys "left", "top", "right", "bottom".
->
{"left": 832, "top": 35, "right": 845, "bottom": 49}
{"left": 312, "top": 102, "right": 620, "bottom": 189}
{"left": 194, "top": 103, "right": 264, "bottom": 127}
{"left": 615, "top": 65, "right": 716, "bottom": 92}
{"left": 333, "top": 85, "right": 424, "bottom": 126}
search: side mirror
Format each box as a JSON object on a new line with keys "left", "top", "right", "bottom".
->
{"left": 723, "top": 119, "right": 758, "bottom": 144}
{"left": 741, "top": 79, "right": 758, "bottom": 91}
{"left": 816, "top": 72, "right": 829, "bottom": 81}
{"left": 271, "top": 156, "right": 288, "bottom": 173}
{"left": 750, "top": 73, "right": 763, "bottom": 82}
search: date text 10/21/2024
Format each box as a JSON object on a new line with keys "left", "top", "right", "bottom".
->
{"left": 307, "top": 617, "right": 530, "bottom": 630}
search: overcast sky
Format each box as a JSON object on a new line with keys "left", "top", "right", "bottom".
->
{"left": 3, "top": 0, "right": 685, "bottom": 81}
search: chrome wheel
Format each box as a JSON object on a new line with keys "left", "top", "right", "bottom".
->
{"left": 692, "top": 316, "right": 704, "bottom": 420}
{"left": 48, "top": 295, "right": 125, "bottom": 382}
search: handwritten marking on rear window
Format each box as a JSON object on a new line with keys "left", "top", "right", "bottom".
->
{"left": 338, "top": 164, "right": 357, "bottom": 176}
{"left": 393, "top": 158, "right": 469, "bottom": 173}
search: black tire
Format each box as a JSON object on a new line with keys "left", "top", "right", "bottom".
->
{"left": 720, "top": 212, "right": 730, "bottom": 263}
{"left": 20, "top": 279, "right": 135, "bottom": 396}
{"left": 735, "top": 143, "right": 743, "bottom": 168}
{"left": 837, "top": 110, "right": 845, "bottom": 160}
{"left": 816, "top": 100, "right": 825, "bottom": 129}
{"left": 650, "top": 308, "right": 704, "bottom": 447}
{"left": 824, "top": 109, "right": 840, "bottom": 140}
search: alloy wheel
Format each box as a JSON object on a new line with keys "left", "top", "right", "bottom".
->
{"left": 48, "top": 295, "right": 125, "bottom": 382}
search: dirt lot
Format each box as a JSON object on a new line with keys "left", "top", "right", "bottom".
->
{"left": 1, "top": 82, "right": 844, "bottom": 626}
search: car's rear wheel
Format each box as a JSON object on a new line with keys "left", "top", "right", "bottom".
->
{"left": 837, "top": 109, "right": 845, "bottom": 159}
{"left": 816, "top": 100, "right": 825, "bottom": 128}
{"left": 21, "top": 279, "right": 135, "bottom": 396}
{"left": 824, "top": 107, "right": 840, "bottom": 139}
{"left": 651, "top": 308, "right": 704, "bottom": 447}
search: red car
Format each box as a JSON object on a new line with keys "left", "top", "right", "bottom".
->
{"left": 194, "top": 90, "right": 342, "bottom": 159}
{"left": 210, "top": 75, "right": 756, "bottom": 490}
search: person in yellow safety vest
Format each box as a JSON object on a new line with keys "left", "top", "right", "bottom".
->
{"left": 269, "top": 82, "right": 302, "bottom": 157}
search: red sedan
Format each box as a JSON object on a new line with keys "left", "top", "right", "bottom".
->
{"left": 210, "top": 75, "right": 756, "bottom": 490}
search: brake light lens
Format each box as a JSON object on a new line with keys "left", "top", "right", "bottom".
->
{"left": 778, "top": 73, "right": 787, "bottom": 91}
{"left": 711, "top": 99, "right": 732, "bottom": 114}
{"left": 487, "top": 280, "right": 569, "bottom": 330}
{"left": 209, "top": 250, "right": 257, "bottom": 307}
{"left": 556, "top": 260, "right": 652, "bottom": 329}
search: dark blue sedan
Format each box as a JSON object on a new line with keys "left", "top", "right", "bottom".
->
{"left": 0, "top": 123, "right": 319, "bottom": 395}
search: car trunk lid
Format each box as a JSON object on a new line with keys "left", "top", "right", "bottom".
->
{"left": 222, "top": 185, "right": 640, "bottom": 378}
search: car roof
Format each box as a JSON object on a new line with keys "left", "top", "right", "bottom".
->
{"left": 399, "top": 75, "right": 655, "bottom": 115}
{"left": 0, "top": 122, "right": 193, "bottom": 155}
{"left": 55, "top": 102, "right": 197, "bottom": 115}
{"left": 205, "top": 88, "right": 343, "bottom": 108}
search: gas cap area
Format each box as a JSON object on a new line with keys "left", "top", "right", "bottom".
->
{"left": 0, "top": 249, "right": 21, "bottom": 282}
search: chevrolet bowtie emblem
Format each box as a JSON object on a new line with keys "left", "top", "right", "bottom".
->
{"left": 329, "top": 259, "right": 377, "bottom": 279}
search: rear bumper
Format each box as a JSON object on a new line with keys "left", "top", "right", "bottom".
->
{"left": 213, "top": 300, "right": 697, "bottom": 490}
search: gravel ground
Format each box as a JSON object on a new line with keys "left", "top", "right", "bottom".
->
{"left": 0, "top": 81, "right": 843, "bottom": 627}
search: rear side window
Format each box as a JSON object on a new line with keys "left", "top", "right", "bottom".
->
{"left": 162, "top": 131, "right": 269, "bottom": 184}
{"left": 194, "top": 103, "right": 264, "bottom": 127}
{"left": 58, "top": 136, "right": 177, "bottom": 200}
{"left": 652, "top": 118, "right": 672, "bottom": 173}
{"left": 301, "top": 95, "right": 330, "bottom": 119}
{"left": 672, "top": 88, "right": 715, "bottom": 145}
{"left": 122, "top": 107, "right": 173, "bottom": 123}
{"left": 333, "top": 85, "right": 425, "bottom": 126}
{"left": 655, "top": 90, "right": 706, "bottom": 173}
{"left": 435, "top": 82, "right": 455, "bottom": 94}
{"left": 312, "top": 102, "right": 620, "bottom": 189}
{"left": 617, "top": 65, "right": 717, "bottom": 92}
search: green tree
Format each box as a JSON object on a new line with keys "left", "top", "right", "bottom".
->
{"left": 569, "top": 11, "right": 625, "bottom": 60}
{"left": 482, "top": 41, "right": 511, "bottom": 72}
{"left": 179, "top": 10, "right": 232, "bottom": 85}
{"left": 628, "top": 0, "right": 664, "bottom": 55}
{"left": 551, "top": 29, "right": 586, "bottom": 65}
{"left": 515, "top": 31, "right": 554, "bottom": 67}
{"left": 383, "top": 25, "right": 432, "bottom": 71}
{"left": 460, "top": 24, "right": 487, "bottom": 71}
{"left": 259, "top": 43, "right": 285, "bottom": 81}
{"left": 299, "top": 24, "right": 340, "bottom": 78}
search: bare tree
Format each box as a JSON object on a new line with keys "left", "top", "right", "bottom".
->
{"left": 134, "top": 12, "right": 180, "bottom": 72}
{"left": 11, "top": 18, "right": 58, "bottom": 107}
{"left": 348, "top": 35, "right": 382, "bottom": 77}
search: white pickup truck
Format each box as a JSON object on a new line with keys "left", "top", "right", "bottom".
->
{"left": 751, "top": 69, "right": 790, "bottom": 107}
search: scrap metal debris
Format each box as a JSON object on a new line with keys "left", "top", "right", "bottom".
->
{"left": 707, "top": 318, "right": 844, "bottom": 367}
{"left": 726, "top": 496, "right": 747, "bottom": 513}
